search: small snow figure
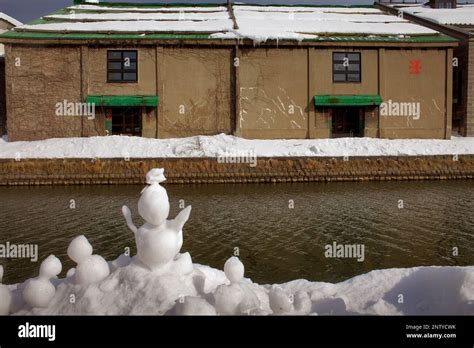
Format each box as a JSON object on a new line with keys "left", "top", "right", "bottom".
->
{"left": 67, "top": 235, "right": 110, "bottom": 285}
{"left": 0, "top": 265, "right": 12, "bottom": 314}
{"left": 122, "top": 168, "right": 192, "bottom": 271}
{"left": 23, "top": 255, "right": 62, "bottom": 308}
{"left": 214, "top": 257, "right": 260, "bottom": 315}
{"left": 269, "top": 286, "right": 312, "bottom": 315}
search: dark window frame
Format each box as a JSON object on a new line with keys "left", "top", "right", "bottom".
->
{"left": 332, "top": 52, "right": 362, "bottom": 83}
{"left": 107, "top": 50, "right": 138, "bottom": 83}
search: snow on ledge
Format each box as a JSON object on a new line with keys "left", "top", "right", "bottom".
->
{"left": 0, "top": 12, "right": 22, "bottom": 27}
{"left": 0, "top": 134, "right": 473, "bottom": 159}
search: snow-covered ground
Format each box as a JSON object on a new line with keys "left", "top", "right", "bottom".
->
{"left": 0, "top": 134, "right": 473, "bottom": 159}
{"left": 4, "top": 250, "right": 474, "bottom": 315}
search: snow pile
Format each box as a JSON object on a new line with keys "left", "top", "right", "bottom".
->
{"left": 14, "top": 4, "right": 439, "bottom": 40}
{"left": 400, "top": 4, "right": 474, "bottom": 25}
{"left": 1, "top": 168, "right": 473, "bottom": 316}
{"left": 1, "top": 134, "right": 473, "bottom": 159}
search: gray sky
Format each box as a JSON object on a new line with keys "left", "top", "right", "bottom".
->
{"left": 0, "top": 0, "right": 433, "bottom": 24}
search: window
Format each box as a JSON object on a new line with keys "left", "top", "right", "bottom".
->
{"left": 333, "top": 52, "right": 361, "bottom": 83}
{"left": 107, "top": 50, "right": 138, "bottom": 83}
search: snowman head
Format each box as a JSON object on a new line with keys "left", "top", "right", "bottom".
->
{"left": 224, "top": 257, "right": 245, "bottom": 283}
{"left": 146, "top": 168, "right": 166, "bottom": 185}
{"left": 39, "top": 255, "right": 62, "bottom": 279}
{"left": 68, "top": 235, "right": 93, "bottom": 264}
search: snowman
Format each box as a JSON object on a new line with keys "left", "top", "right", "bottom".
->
{"left": 23, "top": 255, "right": 62, "bottom": 308}
{"left": 214, "top": 257, "right": 260, "bottom": 315}
{"left": 67, "top": 235, "right": 110, "bottom": 285}
{"left": 122, "top": 168, "right": 192, "bottom": 271}
{"left": 0, "top": 265, "right": 12, "bottom": 314}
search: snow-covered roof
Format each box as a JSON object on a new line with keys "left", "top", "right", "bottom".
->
{"left": 7, "top": 4, "right": 447, "bottom": 43}
{"left": 0, "top": 12, "right": 22, "bottom": 27}
{"left": 399, "top": 4, "right": 474, "bottom": 26}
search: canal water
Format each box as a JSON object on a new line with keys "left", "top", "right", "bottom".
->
{"left": 0, "top": 181, "right": 472, "bottom": 285}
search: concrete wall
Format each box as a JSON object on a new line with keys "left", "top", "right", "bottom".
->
{"left": 237, "top": 48, "right": 309, "bottom": 139}
{"left": 6, "top": 45, "right": 83, "bottom": 141}
{"left": 157, "top": 47, "right": 233, "bottom": 138}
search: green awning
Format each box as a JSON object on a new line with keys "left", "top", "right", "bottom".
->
{"left": 85, "top": 95, "right": 159, "bottom": 107}
{"left": 314, "top": 95, "right": 382, "bottom": 107}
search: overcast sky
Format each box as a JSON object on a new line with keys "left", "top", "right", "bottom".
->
{"left": 0, "top": 0, "right": 431, "bottom": 24}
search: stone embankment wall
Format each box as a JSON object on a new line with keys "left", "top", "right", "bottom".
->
{"left": 0, "top": 156, "right": 472, "bottom": 185}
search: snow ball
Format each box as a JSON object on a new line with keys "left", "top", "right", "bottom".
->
{"left": 23, "top": 278, "right": 56, "bottom": 308}
{"left": 224, "top": 257, "right": 244, "bottom": 283}
{"left": 294, "top": 290, "right": 312, "bottom": 314}
{"left": 67, "top": 235, "right": 93, "bottom": 264}
{"left": 0, "top": 265, "right": 11, "bottom": 315}
{"left": 214, "top": 283, "right": 246, "bottom": 315}
{"left": 146, "top": 168, "right": 166, "bottom": 185}
{"left": 39, "top": 255, "right": 62, "bottom": 279}
{"left": 66, "top": 268, "right": 76, "bottom": 278}
{"left": 0, "top": 285, "right": 11, "bottom": 314}
{"left": 74, "top": 255, "right": 110, "bottom": 285}
{"left": 172, "top": 296, "right": 216, "bottom": 315}
{"left": 269, "top": 286, "right": 293, "bottom": 315}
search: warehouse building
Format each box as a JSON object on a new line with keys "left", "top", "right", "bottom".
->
{"left": 0, "top": 1, "right": 458, "bottom": 141}
{"left": 377, "top": 0, "right": 474, "bottom": 136}
{"left": 0, "top": 13, "right": 21, "bottom": 135}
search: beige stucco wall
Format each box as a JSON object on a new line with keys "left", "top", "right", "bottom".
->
{"left": 466, "top": 39, "right": 474, "bottom": 136}
{"left": 237, "top": 48, "right": 309, "bottom": 139}
{"left": 0, "top": 58, "right": 5, "bottom": 135}
{"left": 157, "top": 47, "right": 232, "bottom": 138}
{"left": 379, "top": 48, "right": 448, "bottom": 139}
{"left": 309, "top": 48, "right": 379, "bottom": 138}
{"left": 6, "top": 45, "right": 83, "bottom": 141}
{"left": 82, "top": 47, "right": 158, "bottom": 137}
{"left": 3, "top": 43, "right": 452, "bottom": 141}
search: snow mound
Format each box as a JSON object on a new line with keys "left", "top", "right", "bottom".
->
{"left": 1, "top": 134, "right": 473, "bottom": 159}
{"left": 5, "top": 257, "right": 474, "bottom": 315}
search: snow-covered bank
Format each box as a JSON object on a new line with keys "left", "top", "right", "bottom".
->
{"left": 1, "top": 134, "right": 473, "bottom": 159}
{"left": 5, "top": 260, "right": 474, "bottom": 315}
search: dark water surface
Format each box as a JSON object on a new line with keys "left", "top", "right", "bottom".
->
{"left": 0, "top": 181, "right": 472, "bottom": 285}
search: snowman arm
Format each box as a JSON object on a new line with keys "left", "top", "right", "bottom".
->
{"left": 122, "top": 205, "right": 138, "bottom": 234}
{"left": 171, "top": 206, "right": 192, "bottom": 231}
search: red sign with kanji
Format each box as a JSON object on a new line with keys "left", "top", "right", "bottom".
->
{"left": 409, "top": 60, "right": 422, "bottom": 75}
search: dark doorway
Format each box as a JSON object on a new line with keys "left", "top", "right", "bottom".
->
{"left": 107, "top": 107, "right": 142, "bottom": 136}
{"left": 331, "top": 107, "right": 363, "bottom": 138}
